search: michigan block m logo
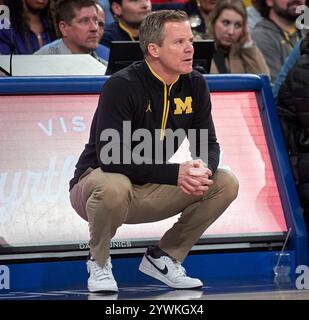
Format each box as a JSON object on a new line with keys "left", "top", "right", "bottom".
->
{"left": 0, "top": 265, "right": 10, "bottom": 289}
{"left": 174, "top": 97, "right": 193, "bottom": 115}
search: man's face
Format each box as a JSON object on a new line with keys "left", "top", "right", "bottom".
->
{"left": 112, "top": 0, "right": 152, "bottom": 28}
{"left": 154, "top": 21, "right": 194, "bottom": 78}
{"left": 60, "top": 6, "right": 100, "bottom": 53}
{"left": 268, "top": 0, "right": 306, "bottom": 21}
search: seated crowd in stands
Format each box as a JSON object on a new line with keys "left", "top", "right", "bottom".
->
{"left": 0, "top": 0, "right": 298, "bottom": 79}
{"left": 1, "top": 1, "right": 303, "bottom": 78}
{"left": 0, "top": 0, "right": 307, "bottom": 83}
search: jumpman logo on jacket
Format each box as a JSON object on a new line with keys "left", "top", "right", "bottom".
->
{"left": 146, "top": 101, "right": 152, "bottom": 112}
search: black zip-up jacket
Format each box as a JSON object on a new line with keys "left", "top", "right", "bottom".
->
{"left": 69, "top": 61, "right": 220, "bottom": 190}
{"left": 100, "top": 21, "right": 138, "bottom": 48}
{"left": 277, "top": 36, "right": 309, "bottom": 153}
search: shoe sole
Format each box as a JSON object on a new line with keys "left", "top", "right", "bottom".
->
{"left": 88, "top": 289, "right": 119, "bottom": 293}
{"left": 139, "top": 262, "right": 203, "bottom": 290}
{"left": 88, "top": 287, "right": 118, "bottom": 293}
{"left": 88, "top": 283, "right": 118, "bottom": 293}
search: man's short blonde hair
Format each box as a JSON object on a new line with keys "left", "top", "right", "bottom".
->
{"left": 139, "top": 10, "right": 189, "bottom": 55}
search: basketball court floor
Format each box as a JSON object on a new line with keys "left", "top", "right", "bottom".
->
{"left": 1, "top": 278, "right": 308, "bottom": 300}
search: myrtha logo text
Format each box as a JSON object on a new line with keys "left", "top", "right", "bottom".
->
{"left": 0, "top": 5, "right": 10, "bottom": 30}
{"left": 0, "top": 265, "right": 10, "bottom": 289}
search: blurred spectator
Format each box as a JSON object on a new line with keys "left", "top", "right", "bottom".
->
{"left": 96, "top": 2, "right": 105, "bottom": 41}
{"left": 95, "top": 2, "right": 110, "bottom": 61}
{"left": 101, "top": 0, "right": 151, "bottom": 47}
{"left": 152, "top": 0, "right": 218, "bottom": 39}
{"left": 272, "top": 37, "right": 302, "bottom": 98}
{"left": 99, "top": 0, "right": 114, "bottom": 25}
{"left": 276, "top": 33, "right": 309, "bottom": 243}
{"left": 0, "top": 0, "right": 57, "bottom": 54}
{"left": 35, "top": 0, "right": 108, "bottom": 65}
{"left": 49, "top": 0, "right": 60, "bottom": 36}
{"left": 207, "top": 0, "right": 269, "bottom": 75}
{"left": 185, "top": 0, "right": 218, "bottom": 39}
{"left": 246, "top": 0, "right": 262, "bottom": 32}
{"left": 251, "top": 0, "right": 305, "bottom": 84}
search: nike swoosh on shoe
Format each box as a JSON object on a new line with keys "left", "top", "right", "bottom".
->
{"left": 146, "top": 255, "right": 168, "bottom": 275}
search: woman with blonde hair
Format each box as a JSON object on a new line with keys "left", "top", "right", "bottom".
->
{"left": 207, "top": 0, "right": 269, "bottom": 75}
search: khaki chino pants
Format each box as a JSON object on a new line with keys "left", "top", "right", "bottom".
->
{"left": 70, "top": 167, "right": 239, "bottom": 267}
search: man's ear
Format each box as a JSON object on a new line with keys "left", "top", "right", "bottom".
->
{"left": 58, "top": 21, "right": 67, "bottom": 37}
{"left": 148, "top": 43, "right": 160, "bottom": 58}
{"left": 111, "top": 2, "right": 122, "bottom": 17}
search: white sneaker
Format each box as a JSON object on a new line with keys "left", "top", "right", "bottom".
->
{"left": 139, "top": 248, "right": 203, "bottom": 289}
{"left": 87, "top": 257, "right": 118, "bottom": 293}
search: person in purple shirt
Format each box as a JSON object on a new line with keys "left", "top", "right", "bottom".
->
{"left": 0, "top": 0, "right": 56, "bottom": 54}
